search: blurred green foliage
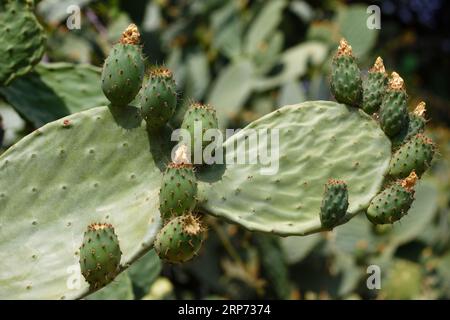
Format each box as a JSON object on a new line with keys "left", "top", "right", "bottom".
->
{"left": 0, "top": 0, "right": 449, "bottom": 299}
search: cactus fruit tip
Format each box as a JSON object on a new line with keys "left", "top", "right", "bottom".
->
{"left": 400, "top": 171, "right": 418, "bottom": 191}
{"left": 388, "top": 72, "right": 405, "bottom": 91}
{"left": 336, "top": 38, "right": 353, "bottom": 56}
{"left": 120, "top": 24, "right": 140, "bottom": 45}
{"left": 414, "top": 101, "right": 426, "bottom": 117}
{"left": 370, "top": 57, "right": 386, "bottom": 74}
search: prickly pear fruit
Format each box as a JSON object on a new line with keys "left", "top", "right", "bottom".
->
{"left": 391, "top": 102, "right": 427, "bottom": 148}
{"left": 330, "top": 39, "right": 362, "bottom": 106}
{"left": 154, "top": 214, "right": 205, "bottom": 263}
{"left": 320, "top": 179, "right": 349, "bottom": 229}
{"left": 79, "top": 223, "right": 122, "bottom": 289}
{"left": 159, "top": 160, "right": 197, "bottom": 222}
{"left": 379, "top": 72, "right": 409, "bottom": 137}
{"left": 361, "top": 57, "right": 388, "bottom": 114}
{"left": 366, "top": 172, "right": 417, "bottom": 224}
{"left": 389, "top": 133, "right": 435, "bottom": 178}
{"left": 101, "top": 24, "right": 145, "bottom": 107}
{"left": 140, "top": 67, "right": 177, "bottom": 131}
{"left": 181, "top": 102, "right": 219, "bottom": 163}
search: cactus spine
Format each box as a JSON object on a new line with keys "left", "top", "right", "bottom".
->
{"left": 140, "top": 67, "right": 177, "bottom": 131}
{"left": 154, "top": 214, "right": 205, "bottom": 264}
{"left": 379, "top": 72, "right": 409, "bottom": 137}
{"left": 366, "top": 172, "right": 418, "bottom": 225}
{"left": 330, "top": 38, "right": 362, "bottom": 106}
{"left": 320, "top": 179, "right": 349, "bottom": 229}
{"left": 79, "top": 223, "right": 122, "bottom": 290}
{"left": 101, "top": 24, "right": 145, "bottom": 107}
{"left": 361, "top": 57, "right": 388, "bottom": 114}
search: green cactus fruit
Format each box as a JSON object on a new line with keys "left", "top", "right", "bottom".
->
{"left": 379, "top": 72, "right": 409, "bottom": 137}
{"left": 361, "top": 57, "right": 388, "bottom": 114}
{"left": 320, "top": 179, "right": 349, "bottom": 229}
{"left": 180, "top": 102, "right": 219, "bottom": 164}
{"left": 79, "top": 223, "right": 122, "bottom": 290}
{"left": 101, "top": 24, "right": 145, "bottom": 107}
{"left": 159, "top": 160, "right": 197, "bottom": 222}
{"left": 366, "top": 172, "right": 417, "bottom": 224}
{"left": 389, "top": 133, "right": 435, "bottom": 178}
{"left": 140, "top": 67, "right": 177, "bottom": 131}
{"left": 330, "top": 38, "right": 362, "bottom": 106}
{"left": 154, "top": 214, "right": 205, "bottom": 263}
{"left": 391, "top": 102, "right": 427, "bottom": 148}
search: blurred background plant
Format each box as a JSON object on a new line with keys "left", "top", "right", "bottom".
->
{"left": 0, "top": 0, "right": 449, "bottom": 299}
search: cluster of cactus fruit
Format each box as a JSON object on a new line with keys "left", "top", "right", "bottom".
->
{"left": 323, "top": 39, "right": 435, "bottom": 229}
{"left": 73, "top": 29, "right": 434, "bottom": 292}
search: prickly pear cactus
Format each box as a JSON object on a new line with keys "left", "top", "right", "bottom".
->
{"left": 0, "top": 0, "right": 46, "bottom": 85}
{"left": 79, "top": 223, "right": 122, "bottom": 290}
{"left": 139, "top": 67, "right": 177, "bottom": 131}
{"left": 154, "top": 214, "right": 205, "bottom": 264}
{"left": 330, "top": 39, "right": 362, "bottom": 106}
{"left": 101, "top": 24, "right": 145, "bottom": 107}
{"left": 391, "top": 102, "right": 427, "bottom": 148}
{"left": 361, "top": 57, "right": 387, "bottom": 114}
{"left": 379, "top": 72, "right": 409, "bottom": 137}
{"left": 159, "top": 162, "right": 198, "bottom": 222}
{"left": 366, "top": 172, "right": 417, "bottom": 224}
{"left": 320, "top": 179, "right": 349, "bottom": 230}
{"left": 198, "top": 101, "right": 391, "bottom": 236}
{"left": 0, "top": 106, "right": 163, "bottom": 299}
{"left": 389, "top": 133, "right": 435, "bottom": 178}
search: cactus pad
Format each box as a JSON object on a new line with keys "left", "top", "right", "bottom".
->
{"left": 101, "top": 24, "right": 145, "bottom": 107}
{"left": 0, "top": 106, "right": 163, "bottom": 299}
{"left": 139, "top": 67, "right": 177, "bottom": 131}
{"left": 80, "top": 223, "right": 122, "bottom": 290}
{"left": 330, "top": 39, "right": 362, "bottom": 106}
{"left": 389, "top": 133, "right": 435, "bottom": 178}
{"left": 0, "top": 0, "right": 46, "bottom": 85}
{"left": 159, "top": 162, "right": 197, "bottom": 222}
{"left": 154, "top": 214, "right": 205, "bottom": 264}
{"left": 198, "top": 101, "right": 391, "bottom": 236}
{"left": 320, "top": 179, "right": 349, "bottom": 230}
{"left": 366, "top": 172, "right": 417, "bottom": 224}
{"left": 361, "top": 57, "right": 387, "bottom": 114}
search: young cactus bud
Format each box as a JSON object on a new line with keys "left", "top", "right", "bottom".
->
{"left": 366, "top": 172, "right": 417, "bottom": 224}
{"left": 391, "top": 102, "right": 427, "bottom": 148}
{"left": 79, "top": 223, "right": 122, "bottom": 290}
{"left": 140, "top": 66, "right": 177, "bottom": 131}
{"left": 379, "top": 72, "right": 409, "bottom": 137}
{"left": 320, "top": 179, "right": 349, "bottom": 229}
{"left": 389, "top": 133, "right": 435, "bottom": 178}
{"left": 154, "top": 213, "right": 205, "bottom": 264}
{"left": 330, "top": 39, "right": 362, "bottom": 106}
{"left": 101, "top": 24, "right": 145, "bottom": 107}
{"left": 181, "top": 102, "right": 219, "bottom": 164}
{"left": 361, "top": 57, "right": 388, "bottom": 114}
{"left": 159, "top": 159, "right": 197, "bottom": 222}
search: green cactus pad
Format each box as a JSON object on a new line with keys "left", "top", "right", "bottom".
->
{"left": 391, "top": 102, "right": 426, "bottom": 148}
{"left": 159, "top": 163, "right": 197, "bottom": 222}
{"left": 0, "top": 106, "right": 163, "bottom": 299}
{"left": 0, "top": 0, "right": 46, "bottom": 85}
{"left": 0, "top": 63, "right": 108, "bottom": 127}
{"left": 80, "top": 223, "right": 122, "bottom": 290}
{"left": 181, "top": 103, "right": 219, "bottom": 164}
{"left": 379, "top": 72, "right": 409, "bottom": 137}
{"left": 101, "top": 24, "right": 145, "bottom": 107}
{"left": 139, "top": 67, "right": 177, "bottom": 131}
{"left": 361, "top": 57, "right": 388, "bottom": 114}
{"left": 198, "top": 101, "right": 391, "bottom": 236}
{"left": 389, "top": 133, "right": 435, "bottom": 178}
{"left": 154, "top": 214, "right": 205, "bottom": 264}
{"left": 320, "top": 179, "right": 349, "bottom": 230}
{"left": 330, "top": 39, "right": 362, "bottom": 106}
{"left": 366, "top": 173, "right": 417, "bottom": 225}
